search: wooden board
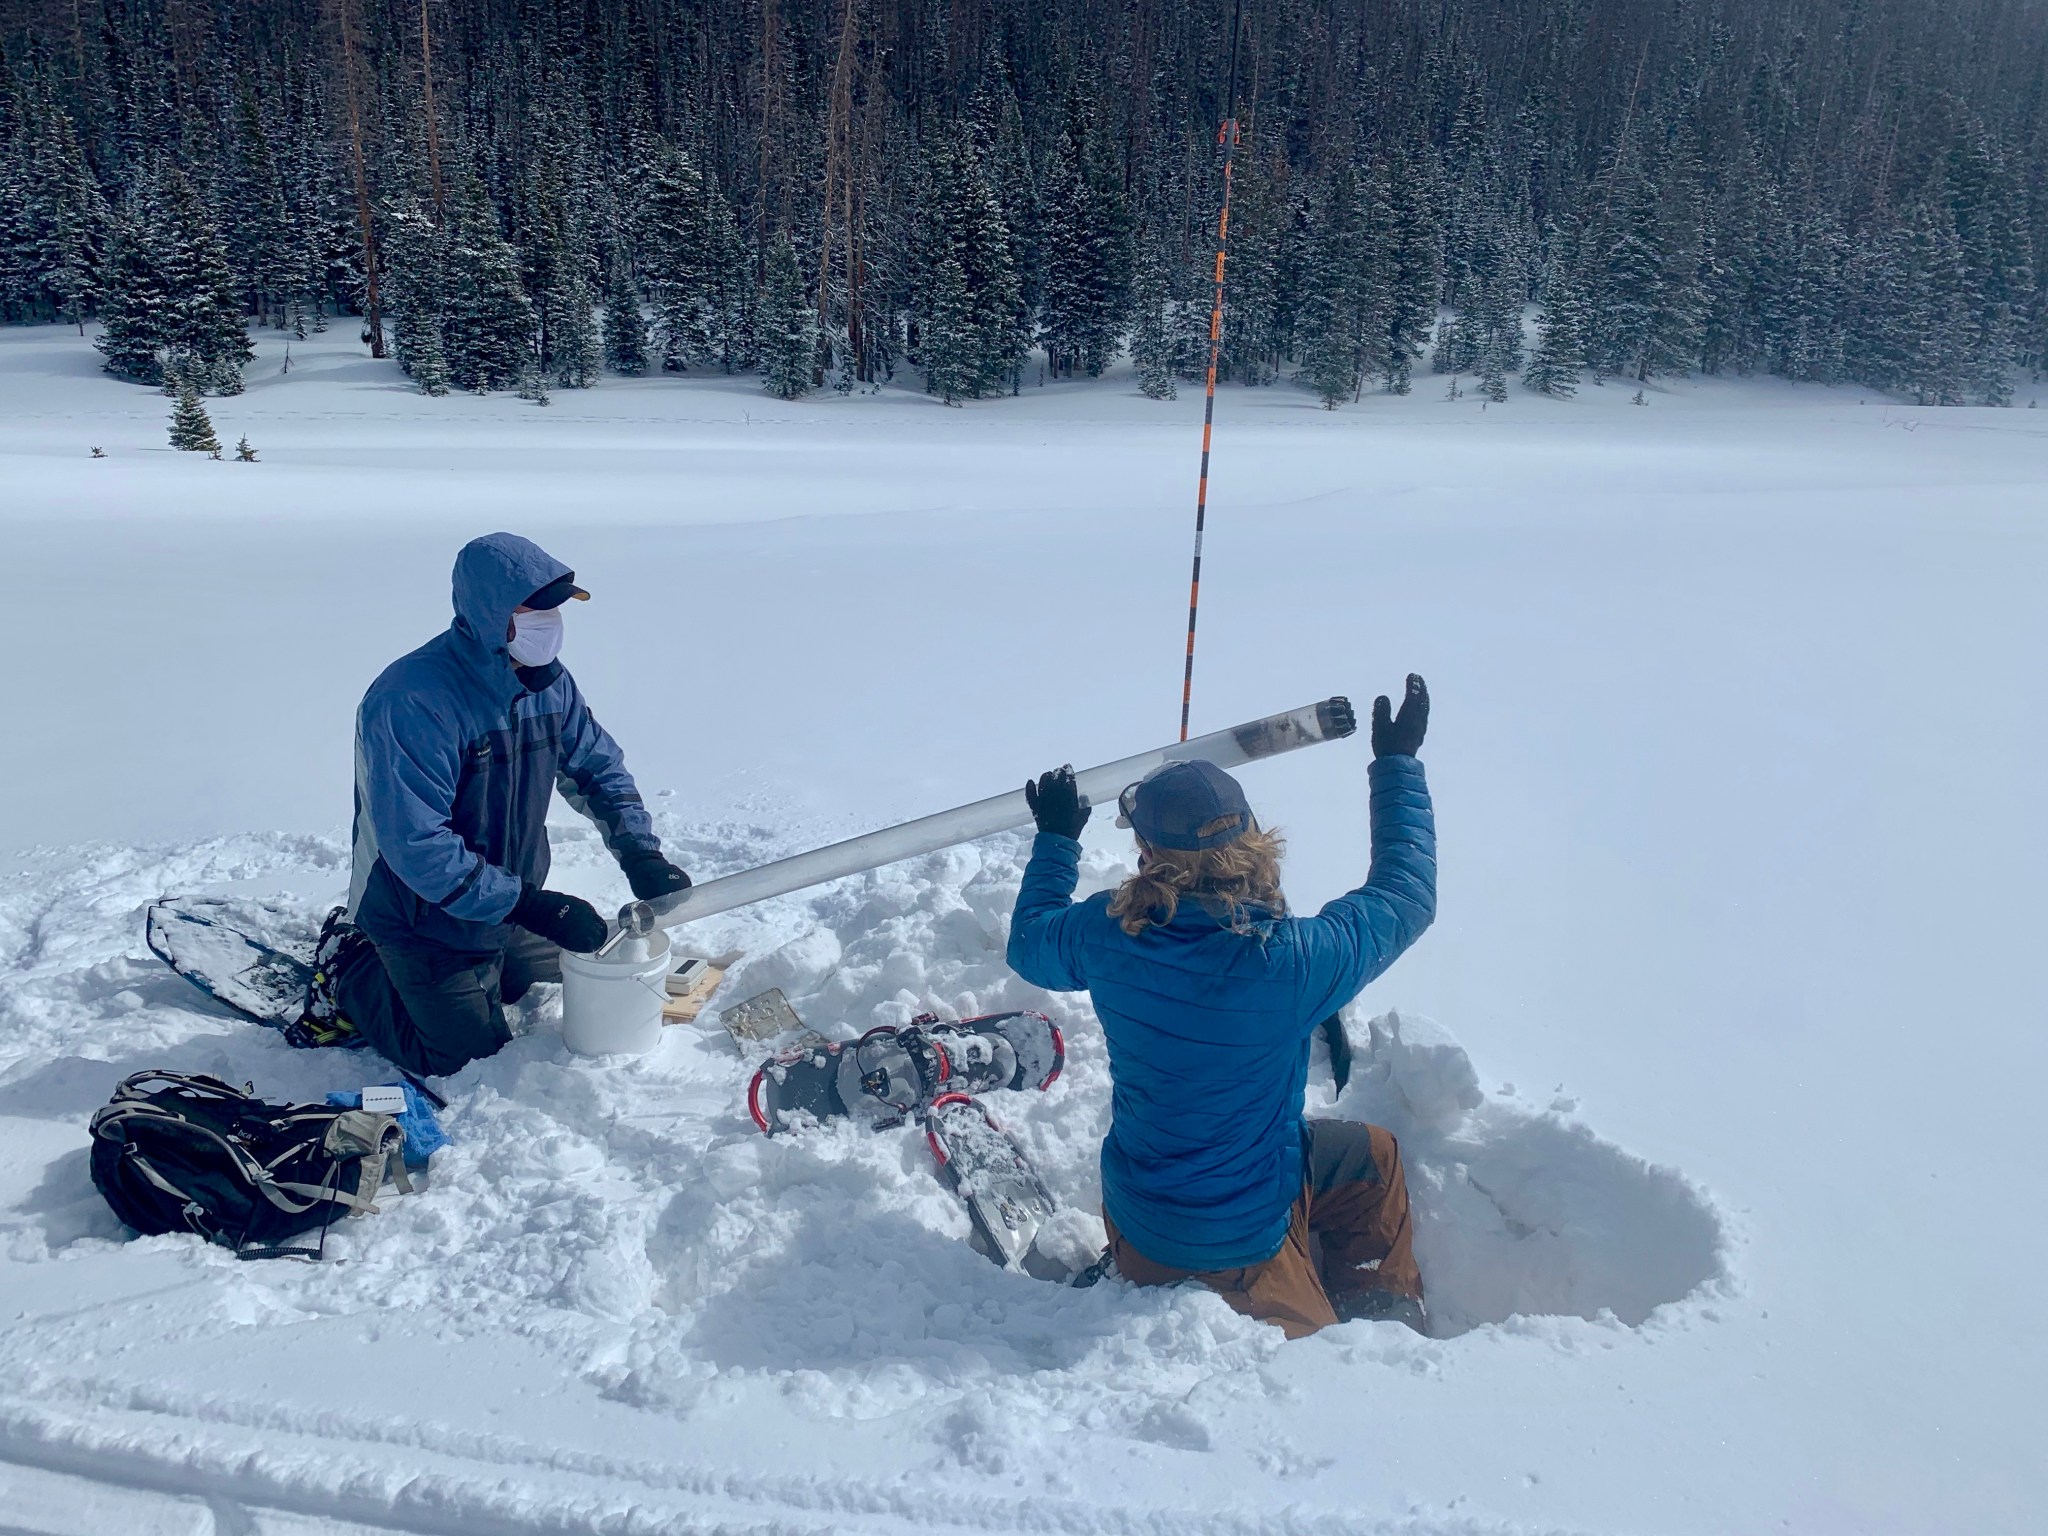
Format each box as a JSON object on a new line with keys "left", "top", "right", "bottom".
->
{"left": 660, "top": 959, "right": 727, "bottom": 1024}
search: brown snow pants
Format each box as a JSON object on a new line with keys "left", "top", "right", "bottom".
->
{"left": 1104, "top": 1120, "right": 1421, "bottom": 1340}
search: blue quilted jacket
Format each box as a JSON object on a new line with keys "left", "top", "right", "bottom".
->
{"left": 1006, "top": 756, "right": 1436, "bottom": 1271}
{"left": 347, "top": 533, "right": 658, "bottom": 953}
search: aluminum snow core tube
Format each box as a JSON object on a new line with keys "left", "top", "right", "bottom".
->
{"left": 611, "top": 697, "right": 1355, "bottom": 943}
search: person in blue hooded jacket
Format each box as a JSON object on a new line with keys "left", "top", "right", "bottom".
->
{"left": 329, "top": 533, "right": 691, "bottom": 1077}
{"left": 1007, "top": 676, "right": 1436, "bottom": 1337}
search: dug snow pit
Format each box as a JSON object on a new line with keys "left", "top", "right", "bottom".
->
{"left": 1335, "top": 1009, "right": 1730, "bottom": 1336}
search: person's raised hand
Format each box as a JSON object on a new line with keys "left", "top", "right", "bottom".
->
{"left": 509, "top": 885, "right": 608, "bottom": 954}
{"left": 1024, "top": 766, "right": 1091, "bottom": 840}
{"left": 1370, "top": 674, "right": 1429, "bottom": 759}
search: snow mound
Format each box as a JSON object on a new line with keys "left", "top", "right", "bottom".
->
{"left": 0, "top": 821, "right": 1730, "bottom": 1475}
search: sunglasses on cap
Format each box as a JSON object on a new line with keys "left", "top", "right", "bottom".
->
{"left": 1115, "top": 779, "right": 1142, "bottom": 829}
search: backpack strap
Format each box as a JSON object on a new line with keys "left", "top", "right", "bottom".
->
{"left": 109, "top": 1070, "right": 254, "bottom": 1105}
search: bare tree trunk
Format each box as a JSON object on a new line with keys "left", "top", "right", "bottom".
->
{"left": 758, "top": 0, "right": 777, "bottom": 276}
{"left": 420, "top": 0, "right": 444, "bottom": 214}
{"left": 817, "top": 0, "right": 860, "bottom": 380}
{"left": 849, "top": 22, "right": 883, "bottom": 384}
{"left": 69, "top": 0, "right": 87, "bottom": 90}
{"left": 335, "top": 0, "right": 386, "bottom": 357}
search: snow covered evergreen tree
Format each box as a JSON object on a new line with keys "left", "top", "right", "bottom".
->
{"left": 1294, "top": 169, "right": 1368, "bottom": 407}
{"left": 915, "top": 129, "right": 1025, "bottom": 399}
{"left": 167, "top": 371, "right": 220, "bottom": 452}
{"left": 1375, "top": 152, "right": 1441, "bottom": 393}
{"left": 602, "top": 247, "right": 649, "bottom": 377}
{"left": 226, "top": 86, "right": 294, "bottom": 330}
{"left": 1900, "top": 194, "right": 1972, "bottom": 406}
{"left": 5, "top": 73, "right": 107, "bottom": 329}
{"left": 637, "top": 141, "right": 717, "bottom": 372}
{"left": 94, "top": 213, "right": 172, "bottom": 383}
{"left": 1131, "top": 232, "right": 1176, "bottom": 400}
{"left": 411, "top": 319, "right": 451, "bottom": 396}
{"left": 634, "top": 140, "right": 750, "bottom": 375}
{"left": 381, "top": 198, "right": 445, "bottom": 387}
{"left": 1219, "top": 158, "right": 1285, "bottom": 385}
{"left": 758, "top": 232, "right": 815, "bottom": 400}
{"left": 440, "top": 178, "right": 536, "bottom": 392}
{"left": 1581, "top": 130, "right": 1667, "bottom": 382}
{"left": 152, "top": 164, "right": 253, "bottom": 393}
{"left": 546, "top": 263, "right": 602, "bottom": 390}
{"left": 922, "top": 251, "right": 976, "bottom": 405}
{"left": 1523, "top": 239, "right": 1587, "bottom": 397}
{"left": 969, "top": 47, "right": 1039, "bottom": 323}
{"left": 1036, "top": 95, "right": 1129, "bottom": 378}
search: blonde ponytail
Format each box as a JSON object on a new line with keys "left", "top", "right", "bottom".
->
{"left": 1106, "top": 825, "right": 1287, "bottom": 937}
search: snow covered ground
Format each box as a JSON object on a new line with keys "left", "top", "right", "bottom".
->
{"left": 2, "top": 325, "right": 2044, "bottom": 1535}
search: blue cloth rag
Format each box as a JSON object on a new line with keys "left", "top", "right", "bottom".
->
{"left": 326, "top": 1081, "right": 449, "bottom": 1168}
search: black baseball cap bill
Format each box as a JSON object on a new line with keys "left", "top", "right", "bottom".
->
{"left": 524, "top": 573, "right": 591, "bottom": 610}
{"left": 1122, "top": 759, "right": 1253, "bottom": 851}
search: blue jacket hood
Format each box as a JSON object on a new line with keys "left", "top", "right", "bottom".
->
{"left": 451, "top": 533, "right": 572, "bottom": 657}
{"left": 347, "top": 531, "right": 657, "bottom": 952}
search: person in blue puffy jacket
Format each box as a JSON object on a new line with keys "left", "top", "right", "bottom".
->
{"left": 1006, "top": 676, "right": 1436, "bottom": 1336}
{"left": 330, "top": 533, "right": 690, "bottom": 1077}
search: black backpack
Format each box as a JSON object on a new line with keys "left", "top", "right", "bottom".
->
{"left": 89, "top": 1071, "right": 412, "bottom": 1259}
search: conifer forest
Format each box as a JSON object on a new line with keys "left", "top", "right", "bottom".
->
{"left": 2, "top": 0, "right": 2044, "bottom": 408}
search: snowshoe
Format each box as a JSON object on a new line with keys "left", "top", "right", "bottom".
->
{"left": 747, "top": 1010, "right": 1063, "bottom": 1136}
{"left": 923, "top": 1092, "right": 1065, "bottom": 1279}
{"left": 147, "top": 897, "right": 318, "bottom": 1026}
{"left": 147, "top": 898, "right": 368, "bottom": 1051}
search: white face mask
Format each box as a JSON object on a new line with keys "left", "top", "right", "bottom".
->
{"left": 506, "top": 608, "right": 564, "bottom": 667}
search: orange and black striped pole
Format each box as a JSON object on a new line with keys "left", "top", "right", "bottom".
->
{"left": 1179, "top": 0, "right": 1246, "bottom": 742}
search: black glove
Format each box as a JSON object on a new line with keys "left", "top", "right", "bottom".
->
{"left": 1371, "top": 674, "right": 1429, "bottom": 758}
{"left": 1321, "top": 696, "right": 1357, "bottom": 739}
{"left": 1024, "top": 766, "right": 1091, "bottom": 840}
{"left": 621, "top": 850, "right": 691, "bottom": 903}
{"left": 509, "top": 885, "right": 608, "bottom": 954}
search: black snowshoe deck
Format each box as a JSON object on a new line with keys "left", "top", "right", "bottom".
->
{"left": 747, "top": 1010, "right": 1062, "bottom": 1135}
{"left": 146, "top": 897, "right": 366, "bottom": 1051}
{"left": 147, "top": 897, "right": 318, "bottom": 1027}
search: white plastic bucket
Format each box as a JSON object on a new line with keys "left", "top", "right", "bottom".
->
{"left": 559, "top": 929, "right": 671, "bottom": 1057}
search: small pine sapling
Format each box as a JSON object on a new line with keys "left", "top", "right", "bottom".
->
{"left": 90, "top": 446, "right": 106, "bottom": 458}
{"left": 1631, "top": 388, "right": 1647, "bottom": 406}
{"left": 168, "top": 376, "right": 222, "bottom": 454}
{"left": 235, "top": 435, "right": 258, "bottom": 462}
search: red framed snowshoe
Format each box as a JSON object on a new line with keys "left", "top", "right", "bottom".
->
{"left": 747, "top": 1009, "right": 1062, "bottom": 1136}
